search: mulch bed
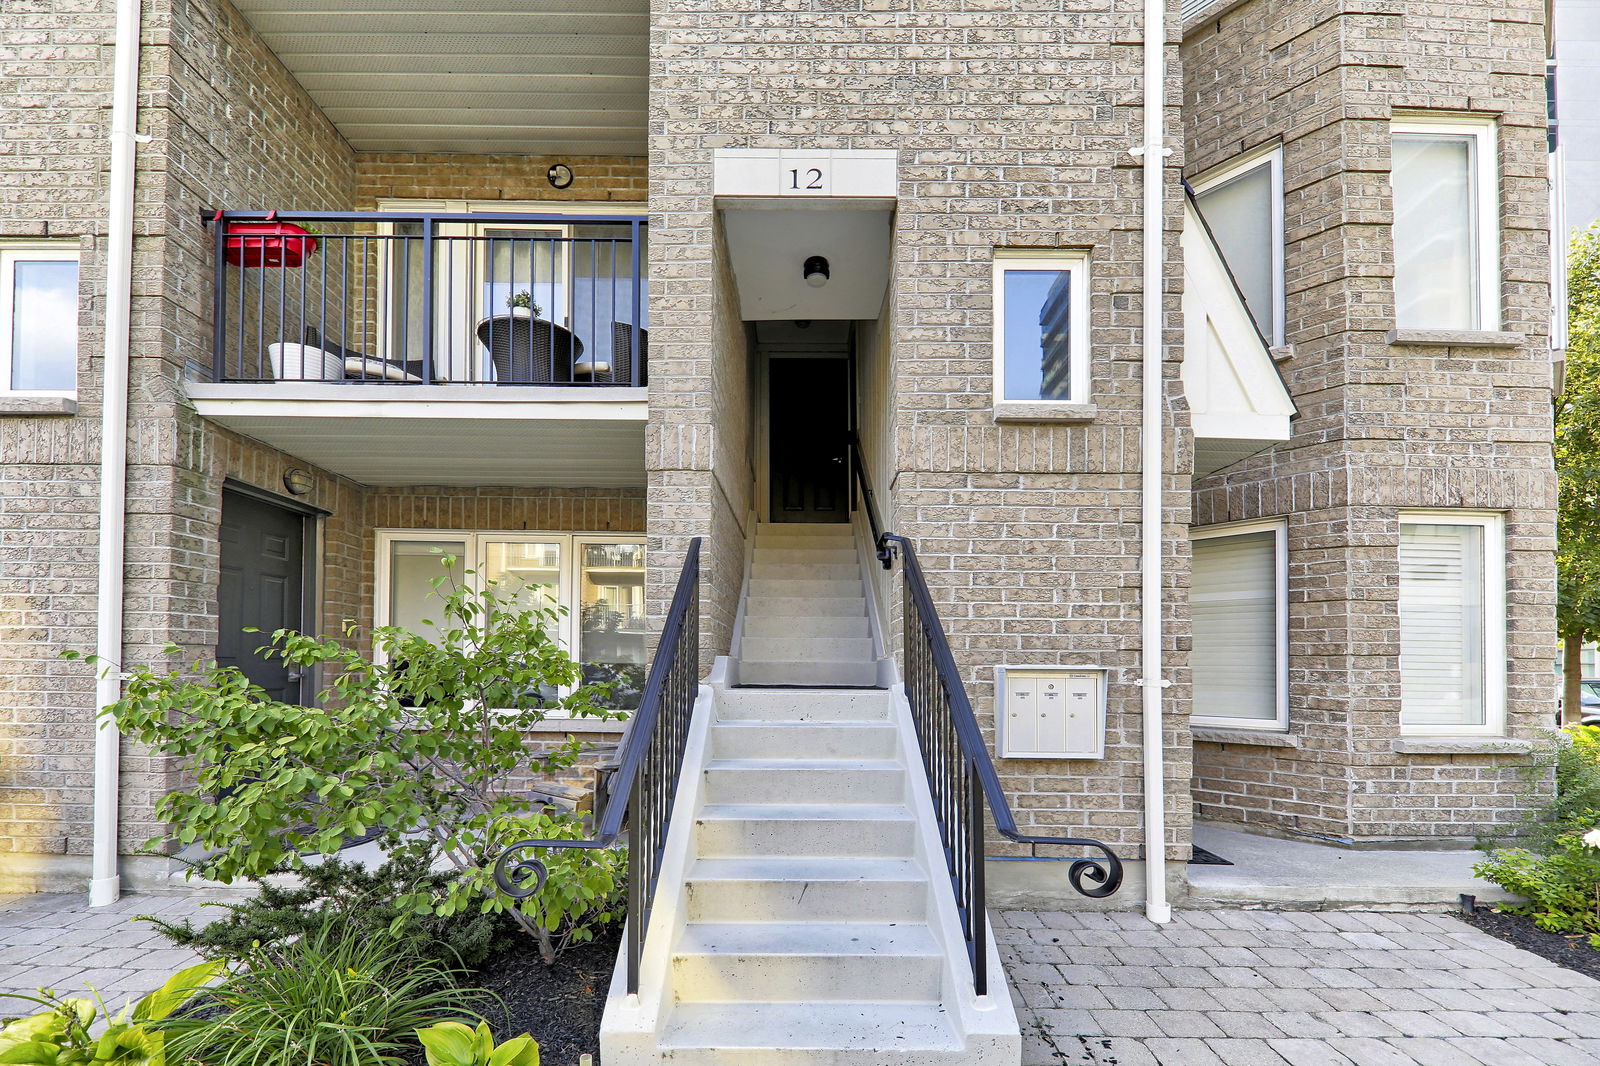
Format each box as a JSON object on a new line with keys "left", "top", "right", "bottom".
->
{"left": 1459, "top": 904, "right": 1600, "bottom": 983}
{"left": 400, "top": 925, "right": 620, "bottom": 1066}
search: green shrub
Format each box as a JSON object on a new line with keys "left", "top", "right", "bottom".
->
{"left": 1474, "top": 814, "right": 1600, "bottom": 943}
{"left": 159, "top": 922, "right": 488, "bottom": 1066}
{"left": 78, "top": 557, "right": 627, "bottom": 963}
{"left": 143, "top": 854, "right": 509, "bottom": 971}
{"left": 0, "top": 960, "right": 221, "bottom": 1065}
{"left": 416, "top": 1020, "right": 540, "bottom": 1066}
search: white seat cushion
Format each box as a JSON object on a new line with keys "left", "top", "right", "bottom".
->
{"left": 573, "top": 361, "right": 613, "bottom": 376}
{"left": 344, "top": 356, "right": 423, "bottom": 383}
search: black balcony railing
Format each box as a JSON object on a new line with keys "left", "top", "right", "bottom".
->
{"left": 204, "top": 210, "right": 648, "bottom": 388}
{"left": 494, "top": 538, "right": 700, "bottom": 996}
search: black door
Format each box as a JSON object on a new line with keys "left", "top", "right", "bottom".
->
{"left": 769, "top": 357, "right": 849, "bottom": 523}
{"left": 218, "top": 489, "right": 306, "bottom": 703}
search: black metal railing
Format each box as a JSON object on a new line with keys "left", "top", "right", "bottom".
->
{"left": 493, "top": 538, "right": 700, "bottom": 994}
{"left": 203, "top": 210, "right": 647, "bottom": 387}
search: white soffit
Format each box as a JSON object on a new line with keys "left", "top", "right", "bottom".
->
{"left": 231, "top": 0, "right": 647, "bottom": 155}
{"left": 721, "top": 206, "right": 894, "bottom": 321}
{"left": 1179, "top": 199, "right": 1296, "bottom": 477}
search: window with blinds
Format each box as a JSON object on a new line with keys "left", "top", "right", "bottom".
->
{"left": 1192, "top": 148, "right": 1284, "bottom": 346}
{"left": 1191, "top": 525, "right": 1285, "bottom": 728}
{"left": 1399, "top": 520, "right": 1492, "bottom": 730}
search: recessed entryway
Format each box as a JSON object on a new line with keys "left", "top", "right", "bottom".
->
{"left": 217, "top": 485, "right": 313, "bottom": 703}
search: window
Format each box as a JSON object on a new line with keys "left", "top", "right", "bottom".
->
{"left": 1390, "top": 118, "right": 1499, "bottom": 331}
{"left": 0, "top": 244, "right": 79, "bottom": 395}
{"left": 1190, "top": 521, "right": 1288, "bottom": 730}
{"left": 1398, "top": 512, "right": 1506, "bottom": 735}
{"left": 376, "top": 531, "right": 647, "bottom": 711}
{"left": 1192, "top": 146, "right": 1285, "bottom": 346}
{"left": 992, "top": 250, "right": 1090, "bottom": 405}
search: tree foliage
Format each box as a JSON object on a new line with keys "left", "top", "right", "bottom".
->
{"left": 1558, "top": 223, "right": 1600, "bottom": 705}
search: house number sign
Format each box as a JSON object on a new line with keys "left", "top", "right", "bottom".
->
{"left": 713, "top": 148, "right": 897, "bottom": 198}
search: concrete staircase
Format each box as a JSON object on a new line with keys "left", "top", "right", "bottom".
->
{"left": 736, "top": 523, "right": 879, "bottom": 688}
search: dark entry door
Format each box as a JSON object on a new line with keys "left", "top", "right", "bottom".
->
{"left": 769, "top": 357, "right": 849, "bottom": 523}
{"left": 218, "top": 489, "right": 306, "bottom": 703}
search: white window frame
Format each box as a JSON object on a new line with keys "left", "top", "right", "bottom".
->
{"left": 374, "top": 529, "right": 646, "bottom": 717}
{"left": 1190, "top": 518, "right": 1289, "bottom": 732}
{"left": 0, "top": 242, "right": 79, "bottom": 397}
{"left": 991, "top": 249, "right": 1092, "bottom": 406}
{"left": 1389, "top": 115, "right": 1501, "bottom": 332}
{"left": 1397, "top": 510, "right": 1506, "bottom": 737}
{"left": 1190, "top": 143, "right": 1286, "bottom": 347}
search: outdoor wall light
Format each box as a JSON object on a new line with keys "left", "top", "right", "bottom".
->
{"left": 283, "top": 468, "right": 315, "bottom": 496}
{"left": 803, "top": 255, "right": 830, "bottom": 288}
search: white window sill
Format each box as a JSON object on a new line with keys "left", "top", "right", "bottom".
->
{"left": 993, "top": 401, "right": 1097, "bottom": 424}
{"left": 1391, "top": 737, "right": 1532, "bottom": 756}
{"left": 528, "top": 716, "right": 628, "bottom": 734}
{"left": 1192, "top": 726, "right": 1299, "bottom": 748}
{"left": 1386, "top": 329, "right": 1525, "bottom": 349}
{"left": 0, "top": 395, "right": 77, "bottom": 416}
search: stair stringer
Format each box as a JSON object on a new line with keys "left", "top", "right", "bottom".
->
{"left": 599, "top": 667, "right": 723, "bottom": 1063}
{"left": 887, "top": 681, "right": 1022, "bottom": 1063}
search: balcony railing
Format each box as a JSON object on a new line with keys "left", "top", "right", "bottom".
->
{"left": 205, "top": 210, "right": 648, "bottom": 388}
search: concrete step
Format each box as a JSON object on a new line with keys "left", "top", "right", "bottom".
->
{"left": 742, "top": 614, "right": 870, "bottom": 639}
{"left": 751, "top": 562, "right": 862, "bottom": 582}
{"left": 670, "top": 922, "right": 943, "bottom": 1002}
{"left": 684, "top": 857, "right": 928, "bottom": 923}
{"left": 695, "top": 803, "right": 916, "bottom": 858}
{"left": 658, "top": 1003, "right": 964, "bottom": 1064}
{"left": 756, "top": 523, "right": 854, "bottom": 538}
{"left": 739, "top": 635, "right": 874, "bottom": 663}
{"left": 742, "top": 596, "right": 867, "bottom": 619}
{"left": 747, "top": 578, "right": 864, "bottom": 599}
{"left": 703, "top": 760, "right": 906, "bottom": 805}
{"left": 751, "top": 548, "right": 860, "bottom": 566}
{"left": 711, "top": 720, "right": 898, "bottom": 760}
{"left": 738, "top": 659, "right": 880, "bottom": 687}
{"left": 715, "top": 688, "right": 892, "bottom": 722}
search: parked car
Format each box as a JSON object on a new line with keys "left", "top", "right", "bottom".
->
{"left": 1573, "top": 679, "right": 1600, "bottom": 726}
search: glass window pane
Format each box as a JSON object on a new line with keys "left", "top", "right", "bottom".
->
{"left": 481, "top": 227, "right": 565, "bottom": 326}
{"left": 387, "top": 539, "right": 467, "bottom": 642}
{"left": 1196, "top": 162, "right": 1277, "bottom": 342}
{"left": 1000, "top": 267, "right": 1074, "bottom": 401}
{"left": 12, "top": 259, "right": 78, "bottom": 391}
{"left": 578, "top": 540, "right": 647, "bottom": 710}
{"left": 1392, "top": 133, "right": 1478, "bottom": 330}
{"left": 1191, "top": 531, "right": 1279, "bottom": 721}
{"left": 481, "top": 539, "right": 562, "bottom": 615}
{"left": 569, "top": 225, "right": 643, "bottom": 375}
{"left": 1399, "top": 522, "right": 1486, "bottom": 727}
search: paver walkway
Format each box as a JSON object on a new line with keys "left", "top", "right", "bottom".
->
{"left": 0, "top": 894, "right": 209, "bottom": 1011}
{"left": 1004, "top": 909, "right": 1600, "bottom": 1065}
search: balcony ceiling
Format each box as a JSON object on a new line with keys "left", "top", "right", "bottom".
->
{"left": 233, "top": 0, "right": 648, "bottom": 156}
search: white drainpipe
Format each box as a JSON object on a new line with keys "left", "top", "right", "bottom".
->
{"left": 1137, "top": 0, "right": 1173, "bottom": 925}
{"left": 90, "top": 0, "right": 143, "bottom": 908}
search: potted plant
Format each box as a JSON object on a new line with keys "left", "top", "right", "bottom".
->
{"left": 507, "top": 290, "right": 542, "bottom": 319}
{"left": 223, "top": 211, "right": 319, "bottom": 268}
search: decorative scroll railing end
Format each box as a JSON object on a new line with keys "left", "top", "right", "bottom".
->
{"left": 492, "top": 841, "right": 550, "bottom": 899}
{"left": 1068, "top": 853, "right": 1124, "bottom": 899}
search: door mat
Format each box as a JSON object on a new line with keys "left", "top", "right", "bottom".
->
{"left": 1188, "top": 845, "right": 1234, "bottom": 866}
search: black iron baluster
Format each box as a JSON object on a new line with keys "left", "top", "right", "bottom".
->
{"left": 212, "top": 216, "right": 226, "bottom": 382}
{"left": 420, "top": 218, "right": 434, "bottom": 386}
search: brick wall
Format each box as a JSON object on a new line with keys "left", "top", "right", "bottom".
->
{"left": 356, "top": 153, "right": 646, "bottom": 207}
{"left": 1181, "top": 0, "right": 1555, "bottom": 842}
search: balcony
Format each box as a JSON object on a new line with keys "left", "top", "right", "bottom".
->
{"left": 186, "top": 210, "right": 648, "bottom": 487}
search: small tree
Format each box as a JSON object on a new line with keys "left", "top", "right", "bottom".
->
{"left": 77, "top": 556, "right": 626, "bottom": 963}
{"left": 1559, "top": 223, "right": 1600, "bottom": 720}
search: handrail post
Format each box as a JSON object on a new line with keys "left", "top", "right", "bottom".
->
{"left": 626, "top": 772, "right": 642, "bottom": 996}
{"left": 629, "top": 219, "right": 642, "bottom": 388}
{"left": 970, "top": 764, "right": 987, "bottom": 997}
{"left": 420, "top": 217, "right": 435, "bottom": 385}
{"left": 211, "top": 214, "right": 227, "bottom": 382}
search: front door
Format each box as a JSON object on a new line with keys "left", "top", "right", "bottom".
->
{"left": 218, "top": 488, "right": 307, "bottom": 703}
{"left": 768, "top": 357, "right": 849, "bottom": 523}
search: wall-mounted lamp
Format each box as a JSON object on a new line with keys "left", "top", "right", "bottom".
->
{"left": 803, "top": 255, "right": 830, "bottom": 288}
{"left": 283, "top": 468, "right": 316, "bottom": 496}
{"left": 547, "top": 163, "right": 574, "bottom": 189}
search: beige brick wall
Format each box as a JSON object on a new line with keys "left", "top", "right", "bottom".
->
{"left": 356, "top": 153, "right": 646, "bottom": 207}
{"left": 1182, "top": 0, "right": 1555, "bottom": 842}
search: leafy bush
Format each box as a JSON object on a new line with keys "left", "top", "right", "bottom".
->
{"left": 81, "top": 558, "right": 627, "bottom": 962}
{"left": 144, "top": 854, "right": 509, "bottom": 971}
{"left": 159, "top": 922, "right": 488, "bottom": 1066}
{"left": 0, "top": 960, "right": 221, "bottom": 1065}
{"left": 416, "top": 1021, "right": 540, "bottom": 1066}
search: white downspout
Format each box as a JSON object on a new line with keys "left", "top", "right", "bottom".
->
{"left": 1137, "top": 0, "right": 1172, "bottom": 924}
{"left": 90, "top": 0, "right": 143, "bottom": 908}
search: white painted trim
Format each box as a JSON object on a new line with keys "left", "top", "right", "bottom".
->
{"left": 1397, "top": 510, "right": 1507, "bottom": 738}
{"left": 1190, "top": 143, "right": 1285, "bottom": 346}
{"left": 990, "top": 249, "right": 1091, "bottom": 407}
{"left": 186, "top": 383, "right": 646, "bottom": 422}
{"left": 1189, "top": 518, "right": 1290, "bottom": 733}
{"left": 0, "top": 243, "right": 80, "bottom": 398}
{"left": 1390, "top": 115, "right": 1501, "bottom": 332}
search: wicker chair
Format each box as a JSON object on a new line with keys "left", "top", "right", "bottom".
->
{"left": 609, "top": 322, "right": 648, "bottom": 386}
{"left": 476, "top": 315, "right": 583, "bottom": 384}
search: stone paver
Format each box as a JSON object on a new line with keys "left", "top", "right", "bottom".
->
{"left": 1006, "top": 909, "right": 1600, "bottom": 1066}
{"left": 0, "top": 894, "right": 210, "bottom": 1011}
